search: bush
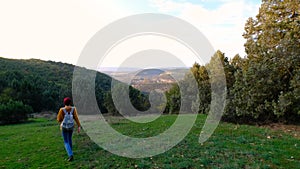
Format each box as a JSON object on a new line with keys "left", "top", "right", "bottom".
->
{"left": 0, "top": 100, "right": 33, "bottom": 124}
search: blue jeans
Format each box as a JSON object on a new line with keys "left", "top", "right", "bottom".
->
{"left": 62, "top": 129, "right": 73, "bottom": 157}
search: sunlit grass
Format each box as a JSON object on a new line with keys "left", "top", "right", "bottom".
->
{"left": 1, "top": 115, "right": 299, "bottom": 168}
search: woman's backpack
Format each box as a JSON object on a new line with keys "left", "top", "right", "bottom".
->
{"left": 61, "top": 107, "right": 75, "bottom": 130}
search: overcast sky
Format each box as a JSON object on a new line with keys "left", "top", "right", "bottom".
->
{"left": 0, "top": 0, "right": 260, "bottom": 68}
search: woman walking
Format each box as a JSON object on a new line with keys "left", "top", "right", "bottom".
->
{"left": 57, "top": 97, "right": 81, "bottom": 162}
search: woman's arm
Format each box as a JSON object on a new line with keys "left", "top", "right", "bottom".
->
{"left": 57, "top": 108, "right": 64, "bottom": 123}
{"left": 73, "top": 108, "right": 81, "bottom": 127}
{"left": 73, "top": 108, "right": 81, "bottom": 133}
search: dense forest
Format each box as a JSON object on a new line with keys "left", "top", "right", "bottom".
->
{"left": 0, "top": 58, "right": 148, "bottom": 124}
{"left": 165, "top": 0, "right": 300, "bottom": 124}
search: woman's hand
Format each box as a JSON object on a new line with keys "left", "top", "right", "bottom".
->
{"left": 77, "top": 126, "right": 81, "bottom": 133}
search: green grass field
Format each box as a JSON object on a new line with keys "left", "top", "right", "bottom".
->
{"left": 0, "top": 115, "right": 299, "bottom": 169}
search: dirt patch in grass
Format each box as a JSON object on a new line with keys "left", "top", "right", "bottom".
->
{"left": 261, "top": 123, "right": 300, "bottom": 139}
{"left": 30, "top": 111, "right": 57, "bottom": 120}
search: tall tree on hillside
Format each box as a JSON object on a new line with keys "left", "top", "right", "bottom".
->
{"left": 190, "top": 62, "right": 210, "bottom": 114}
{"left": 244, "top": 0, "right": 299, "bottom": 61}
{"left": 232, "top": 0, "right": 300, "bottom": 123}
{"left": 165, "top": 84, "right": 181, "bottom": 114}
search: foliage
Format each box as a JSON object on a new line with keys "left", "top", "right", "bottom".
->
{"left": 190, "top": 63, "right": 211, "bottom": 114}
{"left": 166, "top": 50, "right": 233, "bottom": 116}
{"left": 103, "top": 82, "right": 150, "bottom": 116}
{"left": 230, "top": 0, "right": 300, "bottom": 123}
{"left": 0, "top": 57, "right": 151, "bottom": 123}
{"left": 165, "top": 84, "right": 181, "bottom": 114}
{"left": 165, "top": 1, "right": 300, "bottom": 124}
{"left": 0, "top": 100, "right": 33, "bottom": 124}
{"left": 0, "top": 58, "right": 77, "bottom": 113}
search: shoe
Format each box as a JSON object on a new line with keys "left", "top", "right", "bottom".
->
{"left": 67, "top": 155, "right": 74, "bottom": 162}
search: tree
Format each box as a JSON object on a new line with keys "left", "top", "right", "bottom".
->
{"left": 165, "top": 84, "right": 181, "bottom": 114}
{"left": 244, "top": 0, "right": 300, "bottom": 61}
{"left": 190, "top": 63, "right": 210, "bottom": 114}
{"left": 103, "top": 81, "right": 150, "bottom": 116}
{"left": 230, "top": 0, "right": 300, "bottom": 123}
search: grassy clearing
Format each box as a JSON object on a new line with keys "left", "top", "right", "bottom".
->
{"left": 0, "top": 115, "right": 299, "bottom": 169}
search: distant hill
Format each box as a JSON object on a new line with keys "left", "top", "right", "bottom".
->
{"left": 136, "top": 69, "right": 164, "bottom": 77}
{"left": 0, "top": 57, "right": 113, "bottom": 113}
{"left": 0, "top": 57, "right": 149, "bottom": 122}
{"left": 102, "top": 67, "right": 189, "bottom": 92}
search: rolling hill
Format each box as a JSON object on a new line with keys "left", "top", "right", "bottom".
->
{"left": 0, "top": 57, "right": 148, "bottom": 123}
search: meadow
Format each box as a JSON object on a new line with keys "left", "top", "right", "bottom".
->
{"left": 0, "top": 115, "right": 299, "bottom": 169}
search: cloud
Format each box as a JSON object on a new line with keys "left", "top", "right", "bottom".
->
{"left": 149, "top": 0, "right": 187, "bottom": 12}
{"left": 0, "top": 0, "right": 133, "bottom": 64}
{"left": 149, "top": 0, "right": 260, "bottom": 58}
{"left": 0, "top": 0, "right": 260, "bottom": 66}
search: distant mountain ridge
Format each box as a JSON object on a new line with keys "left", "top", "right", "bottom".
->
{"left": 101, "top": 67, "right": 189, "bottom": 93}
{"left": 99, "top": 66, "right": 189, "bottom": 73}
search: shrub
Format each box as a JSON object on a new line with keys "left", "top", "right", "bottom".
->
{"left": 0, "top": 100, "right": 33, "bottom": 124}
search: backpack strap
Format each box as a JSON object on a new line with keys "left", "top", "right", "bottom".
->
{"left": 70, "top": 107, "right": 74, "bottom": 114}
{"left": 62, "top": 108, "right": 67, "bottom": 115}
{"left": 62, "top": 107, "right": 74, "bottom": 115}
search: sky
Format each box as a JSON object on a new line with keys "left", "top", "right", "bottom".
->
{"left": 0, "top": 0, "right": 261, "bottom": 68}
